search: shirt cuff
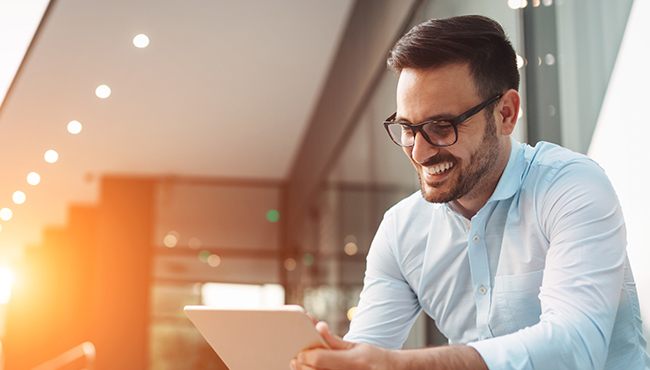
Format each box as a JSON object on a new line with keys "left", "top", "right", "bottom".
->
{"left": 468, "top": 332, "right": 534, "bottom": 370}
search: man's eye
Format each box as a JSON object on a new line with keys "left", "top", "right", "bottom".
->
{"left": 425, "top": 123, "right": 454, "bottom": 136}
{"left": 400, "top": 126, "right": 414, "bottom": 136}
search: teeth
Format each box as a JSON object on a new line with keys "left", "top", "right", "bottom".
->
{"left": 426, "top": 162, "right": 454, "bottom": 175}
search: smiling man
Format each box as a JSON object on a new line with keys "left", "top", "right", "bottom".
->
{"left": 292, "top": 15, "right": 649, "bottom": 370}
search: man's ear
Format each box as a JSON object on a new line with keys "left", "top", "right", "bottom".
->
{"left": 496, "top": 89, "right": 520, "bottom": 135}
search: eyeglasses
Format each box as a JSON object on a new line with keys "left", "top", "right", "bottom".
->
{"left": 383, "top": 93, "right": 503, "bottom": 147}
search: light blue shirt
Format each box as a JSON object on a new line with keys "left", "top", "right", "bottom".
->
{"left": 344, "top": 139, "right": 650, "bottom": 370}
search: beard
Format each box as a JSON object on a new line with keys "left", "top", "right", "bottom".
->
{"left": 418, "top": 114, "right": 500, "bottom": 203}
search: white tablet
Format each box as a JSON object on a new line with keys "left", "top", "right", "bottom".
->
{"left": 184, "top": 305, "right": 327, "bottom": 370}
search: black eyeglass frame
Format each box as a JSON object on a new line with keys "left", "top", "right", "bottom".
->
{"left": 383, "top": 93, "right": 503, "bottom": 148}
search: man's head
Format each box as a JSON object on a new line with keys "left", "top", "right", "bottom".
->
{"left": 386, "top": 16, "right": 520, "bottom": 210}
{"left": 388, "top": 15, "right": 519, "bottom": 100}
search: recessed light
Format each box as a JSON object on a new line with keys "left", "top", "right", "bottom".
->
{"left": 67, "top": 120, "right": 83, "bottom": 135}
{"left": 95, "top": 84, "right": 111, "bottom": 99}
{"left": 133, "top": 34, "right": 150, "bottom": 48}
{"left": 0, "top": 208, "right": 13, "bottom": 221}
{"left": 12, "top": 191, "right": 26, "bottom": 205}
{"left": 27, "top": 172, "right": 41, "bottom": 186}
{"left": 44, "top": 149, "right": 59, "bottom": 164}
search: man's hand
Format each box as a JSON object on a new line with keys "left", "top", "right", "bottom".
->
{"left": 291, "top": 321, "right": 395, "bottom": 370}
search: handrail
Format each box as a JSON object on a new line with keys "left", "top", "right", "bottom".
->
{"left": 32, "top": 341, "right": 95, "bottom": 370}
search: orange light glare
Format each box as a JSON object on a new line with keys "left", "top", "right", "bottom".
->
{"left": 27, "top": 171, "right": 41, "bottom": 185}
{"left": 0, "top": 266, "right": 15, "bottom": 304}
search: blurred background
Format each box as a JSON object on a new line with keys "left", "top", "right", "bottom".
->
{"left": 0, "top": 0, "right": 647, "bottom": 369}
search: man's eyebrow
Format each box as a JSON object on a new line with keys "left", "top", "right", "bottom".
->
{"left": 394, "top": 112, "right": 457, "bottom": 124}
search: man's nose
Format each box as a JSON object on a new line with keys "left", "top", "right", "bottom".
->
{"left": 411, "top": 132, "right": 439, "bottom": 164}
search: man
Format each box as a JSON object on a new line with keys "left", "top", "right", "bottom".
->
{"left": 291, "top": 15, "right": 649, "bottom": 370}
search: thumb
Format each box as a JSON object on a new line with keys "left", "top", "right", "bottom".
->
{"left": 316, "top": 321, "right": 354, "bottom": 350}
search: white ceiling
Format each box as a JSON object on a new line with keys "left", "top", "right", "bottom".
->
{"left": 0, "top": 0, "right": 353, "bottom": 253}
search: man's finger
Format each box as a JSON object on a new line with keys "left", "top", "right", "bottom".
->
{"left": 315, "top": 321, "right": 354, "bottom": 350}
{"left": 299, "top": 347, "right": 360, "bottom": 370}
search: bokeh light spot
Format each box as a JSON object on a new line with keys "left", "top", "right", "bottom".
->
{"left": 266, "top": 209, "right": 280, "bottom": 223}
{"left": 283, "top": 258, "right": 297, "bottom": 271}
{"left": 344, "top": 242, "right": 358, "bottom": 256}
{"left": 207, "top": 254, "right": 221, "bottom": 267}
{"left": 163, "top": 232, "right": 178, "bottom": 248}
{"left": 198, "top": 250, "right": 211, "bottom": 263}
{"left": 347, "top": 306, "right": 357, "bottom": 321}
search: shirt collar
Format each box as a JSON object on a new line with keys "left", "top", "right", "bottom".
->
{"left": 488, "top": 137, "right": 525, "bottom": 202}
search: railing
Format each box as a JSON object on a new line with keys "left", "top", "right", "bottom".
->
{"left": 32, "top": 341, "right": 95, "bottom": 370}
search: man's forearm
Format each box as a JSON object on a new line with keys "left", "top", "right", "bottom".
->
{"left": 390, "top": 345, "right": 489, "bottom": 370}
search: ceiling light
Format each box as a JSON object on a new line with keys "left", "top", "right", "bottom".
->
{"left": 44, "top": 149, "right": 59, "bottom": 164}
{"left": 0, "top": 208, "right": 13, "bottom": 221}
{"left": 132, "top": 33, "right": 150, "bottom": 48}
{"left": 67, "top": 120, "right": 82, "bottom": 134}
{"left": 95, "top": 84, "right": 111, "bottom": 99}
{"left": 26, "top": 171, "right": 41, "bottom": 185}
{"left": 12, "top": 191, "right": 26, "bottom": 205}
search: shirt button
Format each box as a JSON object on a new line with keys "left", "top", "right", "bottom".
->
{"left": 472, "top": 235, "right": 480, "bottom": 242}
{"left": 478, "top": 285, "right": 487, "bottom": 295}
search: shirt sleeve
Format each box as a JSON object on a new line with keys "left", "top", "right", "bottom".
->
{"left": 468, "top": 160, "right": 627, "bottom": 370}
{"left": 343, "top": 210, "right": 422, "bottom": 349}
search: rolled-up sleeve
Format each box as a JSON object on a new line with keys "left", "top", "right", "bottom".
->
{"left": 469, "top": 160, "right": 627, "bottom": 370}
{"left": 344, "top": 211, "right": 422, "bottom": 349}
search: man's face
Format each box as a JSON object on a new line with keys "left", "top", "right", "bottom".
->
{"left": 396, "top": 64, "right": 503, "bottom": 204}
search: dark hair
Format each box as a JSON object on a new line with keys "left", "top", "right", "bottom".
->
{"left": 387, "top": 15, "right": 519, "bottom": 100}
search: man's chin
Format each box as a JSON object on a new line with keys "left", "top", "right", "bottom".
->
{"left": 420, "top": 185, "right": 454, "bottom": 204}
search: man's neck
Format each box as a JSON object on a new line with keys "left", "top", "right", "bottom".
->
{"left": 450, "top": 139, "right": 512, "bottom": 219}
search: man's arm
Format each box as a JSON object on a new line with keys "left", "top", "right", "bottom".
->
{"left": 344, "top": 210, "right": 422, "bottom": 348}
